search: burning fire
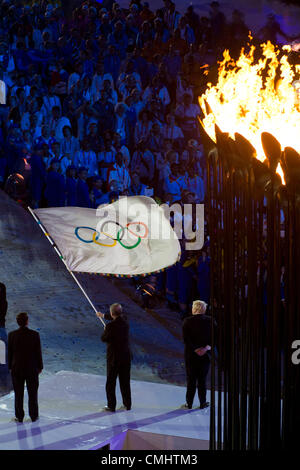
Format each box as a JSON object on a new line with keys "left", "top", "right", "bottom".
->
{"left": 199, "top": 42, "right": 300, "bottom": 182}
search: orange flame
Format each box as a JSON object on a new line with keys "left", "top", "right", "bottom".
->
{"left": 199, "top": 42, "right": 300, "bottom": 184}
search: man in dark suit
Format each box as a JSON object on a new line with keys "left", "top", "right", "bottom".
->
{"left": 97, "top": 303, "right": 131, "bottom": 412}
{"left": 182, "top": 300, "right": 212, "bottom": 410}
{"left": 8, "top": 312, "right": 43, "bottom": 423}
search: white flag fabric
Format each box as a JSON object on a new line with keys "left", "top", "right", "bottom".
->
{"left": 34, "top": 196, "right": 181, "bottom": 276}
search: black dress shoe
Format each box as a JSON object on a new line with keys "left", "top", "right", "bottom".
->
{"left": 14, "top": 417, "right": 23, "bottom": 423}
{"left": 103, "top": 406, "right": 115, "bottom": 412}
{"left": 31, "top": 417, "right": 39, "bottom": 422}
{"left": 199, "top": 402, "right": 210, "bottom": 409}
{"left": 181, "top": 403, "right": 192, "bottom": 409}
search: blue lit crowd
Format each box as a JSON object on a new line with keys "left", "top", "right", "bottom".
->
{"left": 0, "top": 0, "right": 283, "bottom": 316}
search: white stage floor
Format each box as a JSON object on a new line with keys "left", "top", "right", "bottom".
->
{"left": 0, "top": 371, "right": 210, "bottom": 450}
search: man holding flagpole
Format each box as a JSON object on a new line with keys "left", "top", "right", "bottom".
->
{"left": 28, "top": 196, "right": 181, "bottom": 411}
{"left": 97, "top": 304, "right": 132, "bottom": 412}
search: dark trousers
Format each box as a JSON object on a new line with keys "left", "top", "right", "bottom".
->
{"left": 185, "top": 353, "right": 210, "bottom": 407}
{"left": 11, "top": 372, "right": 39, "bottom": 421}
{"left": 106, "top": 360, "right": 131, "bottom": 411}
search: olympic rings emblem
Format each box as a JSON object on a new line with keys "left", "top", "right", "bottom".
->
{"left": 75, "top": 221, "right": 149, "bottom": 250}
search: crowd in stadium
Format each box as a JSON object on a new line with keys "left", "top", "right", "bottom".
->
{"left": 0, "top": 0, "right": 288, "bottom": 317}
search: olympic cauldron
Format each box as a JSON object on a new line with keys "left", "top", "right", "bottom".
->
{"left": 198, "top": 42, "right": 300, "bottom": 450}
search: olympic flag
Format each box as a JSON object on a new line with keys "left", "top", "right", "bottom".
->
{"left": 33, "top": 196, "right": 181, "bottom": 276}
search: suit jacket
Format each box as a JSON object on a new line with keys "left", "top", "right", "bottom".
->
{"left": 101, "top": 315, "right": 131, "bottom": 364}
{"left": 8, "top": 327, "right": 43, "bottom": 375}
{"left": 182, "top": 314, "right": 212, "bottom": 358}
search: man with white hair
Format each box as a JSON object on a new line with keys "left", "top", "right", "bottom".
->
{"left": 182, "top": 299, "right": 212, "bottom": 410}
{"left": 97, "top": 304, "right": 132, "bottom": 412}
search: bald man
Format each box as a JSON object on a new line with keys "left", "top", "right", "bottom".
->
{"left": 97, "top": 304, "right": 132, "bottom": 412}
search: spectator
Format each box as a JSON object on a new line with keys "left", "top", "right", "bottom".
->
{"left": 29, "top": 144, "right": 47, "bottom": 208}
{"left": 91, "top": 62, "right": 114, "bottom": 104}
{"left": 163, "top": 162, "right": 183, "bottom": 203}
{"left": 79, "top": 50, "right": 94, "bottom": 78}
{"left": 41, "top": 144, "right": 53, "bottom": 170}
{"left": 56, "top": 35, "right": 73, "bottom": 62}
{"left": 175, "top": 93, "right": 201, "bottom": 140}
{"left": 74, "top": 139, "right": 98, "bottom": 177}
{"left": 67, "top": 61, "right": 83, "bottom": 94}
{"left": 197, "top": 251, "right": 210, "bottom": 304}
{"left": 44, "top": 158, "right": 65, "bottom": 207}
{"left": 131, "top": 138, "right": 154, "bottom": 184}
{"left": 147, "top": 121, "right": 164, "bottom": 153}
{"left": 176, "top": 75, "right": 193, "bottom": 105}
{"left": 103, "top": 45, "right": 121, "bottom": 83}
{"left": 86, "top": 120, "right": 103, "bottom": 154}
{"left": 229, "top": 10, "right": 250, "bottom": 53}
{"left": 107, "top": 151, "right": 131, "bottom": 193}
{"left": 114, "top": 102, "right": 130, "bottom": 146}
{"left": 129, "top": 47, "right": 150, "bottom": 88}
{"left": 15, "top": 87, "right": 27, "bottom": 115}
{"left": 111, "top": 4, "right": 126, "bottom": 26}
{"left": 125, "top": 14, "right": 139, "bottom": 49}
{"left": 108, "top": 20, "right": 128, "bottom": 59}
{"left": 185, "top": 165, "right": 204, "bottom": 203}
{"left": 43, "top": 87, "right": 61, "bottom": 117}
{"left": 153, "top": 16, "right": 170, "bottom": 44}
{"left": 98, "top": 13, "right": 113, "bottom": 39}
{"left": 90, "top": 175, "right": 109, "bottom": 208}
{"left": 163, "top": 45, "right": 182, "bottom": 96}
{"left": 128, "top": 87, "right": 144, "bottom": 119}
{"left": 166, "top": 27, "right": 188, "bottom": 56}
{"left": 163, "top": 113, "right": 184, "bottom": 147}
{"left": 136, "top": 20, "right": 153, "bottom": 49}
{"left": 22, "top": 129, "right": 33, "bottom": 152}
{"left": 112, "top": 132, "right": 131, "bottom": 168}
{"left": 185, "top": 5, "right": 201, "bottom": 41}
{"left": 65, "top": 164, "right": 77, "bottom": 207}
{"left": 60, "top": 125, "right": 79, "bottom": 161}
{"left": 188, "top": 139, "right": 205, "bottom": 178}
{"left": 118, "top": 74, "right": 141, "bottom": 101}
{"left": 258, "top": 13, "right": 293, "bottom": 45}
{"left": 128, "top": 170, "right": 148, "bottom": 196}
{"left": 49, "top": 105, "right": 72, "bottom": 142}
{"left": 50, "top": 141, "right": 62, "bottom": 164}
{"left": 76, "top": 166, "right": 91, "bottom": 208}
{"left": 143, "top": 75, "right": 170, "bottom": 109}
{"left": 98, "top": 139, "right": 116, "bottom": 184}
{"left": 178, "top": 15, "right": 196, "bottom": 44}
{"left": 164, "top": 1, "right": 181, "bottom": 31}
{"left": 129, "top": 3, "right": 142, "bottom": 27}
{"left": 80, "top": 74, "right": 93, "bottom": 104}
{"left": 35, "top": 125, "right": 55, "bottom": 149}
{"left": 90, "top": 89, "right": 116, "bottom": 134}
{"left": 209, "top": 1, "right": 226, "bottom": 49}
{"left": 103, "top": 79, "right": 118, "bottom": 106}
{"left": 134, "top": 109, "right": 153, "bottom": 145}
{"left": 139, "top": 2, "right": 154, "bottom": 24}
{"left": 198, "top": 16, "right": 212, "bottom": 48}
{"left": 51, "top": 61, "right": 68, "bottom": 100}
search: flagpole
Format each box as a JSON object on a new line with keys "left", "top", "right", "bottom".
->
{"left": 27, "top": 206, "right": 106, "bottom": 328}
